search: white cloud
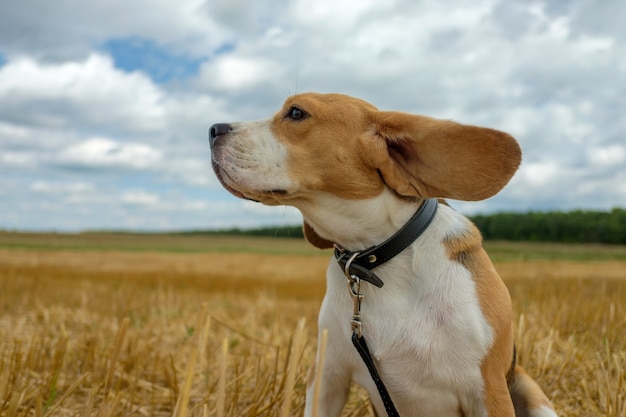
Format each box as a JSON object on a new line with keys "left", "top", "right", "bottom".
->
{"left": 0, "top": 0, "right": 228, "bottom": 60}
{"left": 1, "top": 151, "right": 34, "bottom": 167}
{"left": 122, "top": 191, "right": 160, "bottom": 205}
{"left": 161, "top": 157, "right": 215, "bottom": 187}
{"left": 30, "top": 181, "right": 94, "bottom": 194}
{"left": 0, "top": 54, "right": 166, "bottom": 132}
{"left": 198, "top": 56, "right": 285, "bottom": 91}
{"left": 588, "top": 145, "right": 626, "bottom": 167}
{"left": 58, "top": 138, "right": 162, "bottom": 170}
{"left": 577, "top": 34, "right": 614, "bottom": 53}
{"left": 518, "top": 162, "right": 560, "bottom": 188}
{"left": 291, "top": 0, "right": 388, "bottom": 29}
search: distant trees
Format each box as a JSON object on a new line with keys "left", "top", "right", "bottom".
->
{"left": 203, "top": 208, "right": 626, "bottom": 245}
{"left": 470, "top": 208, "right": 626, "bottom": 244}
{"left": 188, "top": 225, "right": 305, "bottom": 239}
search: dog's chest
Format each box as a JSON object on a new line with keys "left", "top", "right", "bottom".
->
{"left": 322, "top": 248, "right": 493, "bottom": 414}
{"left": 366, "top": 266, "right": 490, "bottom": 376}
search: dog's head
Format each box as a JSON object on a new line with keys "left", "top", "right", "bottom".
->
{"left": 210, "top": 92, "right": 521, "bottom": 247}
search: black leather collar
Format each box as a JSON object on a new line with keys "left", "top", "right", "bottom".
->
{"left": 334, "top": 198, "right": 438, "bottom": 287}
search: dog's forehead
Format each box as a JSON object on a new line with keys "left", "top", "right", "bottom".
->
{"left": 279, "top": 92, "right": 378, "bottom": 114}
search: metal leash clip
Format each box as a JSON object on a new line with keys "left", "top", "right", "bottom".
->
{"left": 343, "top": 252, "right": 364, "bottom": 337}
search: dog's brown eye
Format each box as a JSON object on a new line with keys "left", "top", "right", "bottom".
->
{"left": 286, "top": 106, "right": 308, "bottom": 121}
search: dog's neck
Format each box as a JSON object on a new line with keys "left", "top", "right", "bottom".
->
{"left": 298, "top": 189, "right": 425, "bottom": 251}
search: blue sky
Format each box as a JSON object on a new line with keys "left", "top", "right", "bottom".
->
{"left": 0, "top": 0, "right": 625, "bottom": 231}
{"left": 102, "top": 37, "right": 206, "bottom": 83}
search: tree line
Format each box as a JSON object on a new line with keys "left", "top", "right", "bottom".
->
{"left": 470, "top": 208, "right": 626, "bottom": 244}
{"left": 194, "top": 208, "right": 626, "bottom": 245}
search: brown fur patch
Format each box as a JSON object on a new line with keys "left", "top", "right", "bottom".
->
{"left": 303, "top": 221, "right": 335, "bottom": 249}
{"left": 271, "top": 93, "right": 385, "bottom": 201}
{"left": 444, "top": 222, "right": 516, "bottom": 416}
{"left": 369, "top": 111, "right": 522, "bottom": 201}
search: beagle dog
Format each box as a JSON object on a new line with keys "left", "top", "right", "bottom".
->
{"left": 209, "top": 93, "right": 557, "bottom": 417}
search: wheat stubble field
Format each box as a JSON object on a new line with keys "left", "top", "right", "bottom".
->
{"left": 1, "top": 232, "right": 625, "bottom": 417}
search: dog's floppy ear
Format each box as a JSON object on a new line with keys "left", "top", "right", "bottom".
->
{"left": 303, "top": 221, "right": 334, "bottom": 249}
{"left": 366, "top": 111, "right": 521, "bottom": 201}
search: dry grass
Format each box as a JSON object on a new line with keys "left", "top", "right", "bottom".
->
{"left": 1, "top": 237, "right": 626, "bottom": 416}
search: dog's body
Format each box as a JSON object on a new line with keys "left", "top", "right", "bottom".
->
{"left": 209, "top": 93, "right": 557, "bottom": 417}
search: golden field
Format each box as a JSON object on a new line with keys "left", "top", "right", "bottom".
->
{"left": 1, "top": 232, "right": 625, "bottom": 416}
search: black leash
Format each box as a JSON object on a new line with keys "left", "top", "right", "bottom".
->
{"left": 352, "top": 333, "right": 400, "bottom": 416}
{"left": 333, "top": 198, "right": 438, "bottom": 417}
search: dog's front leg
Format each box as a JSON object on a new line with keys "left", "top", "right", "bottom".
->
{"left": 304, "top": 339, "right": 351, "bottom": 417}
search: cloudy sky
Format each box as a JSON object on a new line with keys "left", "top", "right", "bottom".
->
{"left": 0, "top": 0, "right": 624, "bottom": 231}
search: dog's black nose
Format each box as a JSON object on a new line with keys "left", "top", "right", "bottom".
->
{"left": 209, "top": 123, "right": 233, "bottom": 147}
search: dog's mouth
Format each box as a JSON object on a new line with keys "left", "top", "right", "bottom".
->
{"left": 212, "top": 161, "right": 290, "bottom": 203}
{"left": 211, "top": 161, "right": 246, "bottom": 199}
